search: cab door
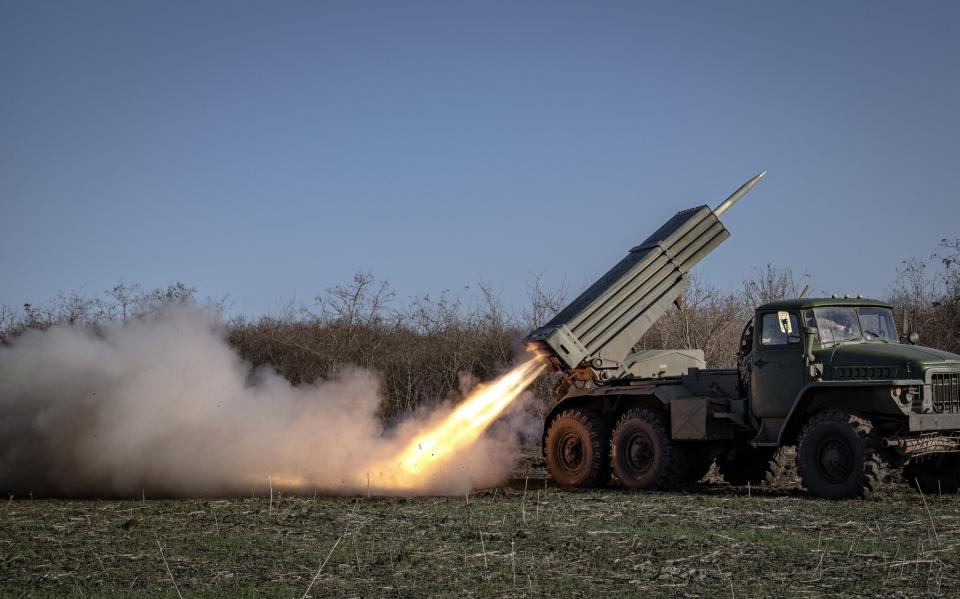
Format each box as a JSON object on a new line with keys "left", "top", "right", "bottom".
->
{"left": 750, "top": 311, "right": 806, "bottom": 419}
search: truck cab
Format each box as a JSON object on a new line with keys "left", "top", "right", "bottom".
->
{"left": 744, "top": 298, "right": 960, "bottom": 443}
{"left": 734, "top": 297, "right": 960, "bottom": 497}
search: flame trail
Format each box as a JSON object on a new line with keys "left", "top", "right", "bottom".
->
{"left": 360, "top": 357, "right": 546, "bottom": 492}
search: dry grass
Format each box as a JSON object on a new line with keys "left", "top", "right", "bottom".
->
{"left": 1, "top": 453, "right": 958, "bottom": 598}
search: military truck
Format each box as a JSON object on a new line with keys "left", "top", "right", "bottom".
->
{"left": 526, "top": 173, "right": 960, "bottom": 499}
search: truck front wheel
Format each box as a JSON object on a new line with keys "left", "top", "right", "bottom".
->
{"left": 545, "top": 409, "right": 610, "bottom": 487}
{"left": 797, "top": 409, "right": 883, "bottom": 499}
{"left": 610, "top": 408, "right": 689, "bottom": 490}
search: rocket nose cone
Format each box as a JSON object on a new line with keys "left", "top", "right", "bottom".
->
{"left": 713, "top": 171, "right": 766, "bottom": 216}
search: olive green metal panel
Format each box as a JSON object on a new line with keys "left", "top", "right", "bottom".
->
{"left": 623, "top": 349, "right": 706, "bottom": 379}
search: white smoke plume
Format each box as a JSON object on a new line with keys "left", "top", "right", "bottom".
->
{"left": 0, "top": 305, "right": 539, "bottom": 498}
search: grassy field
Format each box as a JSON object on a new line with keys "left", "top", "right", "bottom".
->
{"left": 1, "top": 456, "right": 958, "bottom": 598}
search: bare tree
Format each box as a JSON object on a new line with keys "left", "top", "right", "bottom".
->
{"left": 521, "top": 273, "right": 567, "bottom": 330}
{"left": 106, "top": 279, "right": 143, "bottom": 322}
{"left": 741, "top": 264, "right": 809, "bottom": 307}
{"left": 888, "top": 239, "right": 960, "bottom": 352}
{"left": 143, "top": 282, "right": 197, "bottom": 306}
{"left": 0, "top": 304, "right": 18, "bottom": 341}
{"left": 317, "top": 271, "right": 394, "bottom": 327}
{"left": 408, "top": 289, "right": 465, "bottom": 334}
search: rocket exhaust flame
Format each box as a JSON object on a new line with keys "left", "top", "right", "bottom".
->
{"left": 259, "top": 358, "right": 545, "bottom": 494}
{"left": 361, "top": 357, "right": 545, "bottom": 491}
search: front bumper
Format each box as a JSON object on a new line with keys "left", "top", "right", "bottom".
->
{"left": 910, "top": 412, "right": 960, "bottom": 432}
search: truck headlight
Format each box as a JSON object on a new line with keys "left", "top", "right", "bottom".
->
{"left": 891, "top": 386, "right": 918, "bottom": 407}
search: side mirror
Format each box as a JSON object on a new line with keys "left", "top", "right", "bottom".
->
{"left": 777, "top": 311, "right": 793, "bottom": 335}
{"left": 908, "top": 332, "right": 920, "bottom": 345}
{"left": 802, "top": 326, "right": 817, "bottom": 365}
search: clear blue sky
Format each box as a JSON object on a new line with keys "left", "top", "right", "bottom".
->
{"left": 2, "top": 1, "right": 958, "bottom": 316}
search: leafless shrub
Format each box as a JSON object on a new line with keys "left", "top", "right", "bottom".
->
{"left": 889, "top": 239, "right": 960, "bottom": 353}
{"left": 106, "top": 279, "right": 143, "bottom": 322}
{"left": 229, "top": 273, "right": 524, "bottom": 419}
{"left": 0, "top": 305, "right": 16, "bottom": 344}
{"left": 316, "top": 271, "right": 394, "bottom": 327}
{"left": 521, "top": 273, "right": 567, "bottom": 330}
{"left": 638, "top": 275, "right": 749, "bottom": 367}
{"left": 1, "top": 281, "right": 197, "bottom": 342}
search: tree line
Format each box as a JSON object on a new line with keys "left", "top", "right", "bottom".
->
{"left": 2, "top": 238, "right": 957, "bottom": 420}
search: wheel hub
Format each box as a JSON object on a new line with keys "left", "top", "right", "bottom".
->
{"left": 818, "top": 437, "right": 853, "bottom": 482}
{"left": 626, "top": 432, "right": 654, "bottom": 474}
{"left": 558, "top": 433, "right": 584, "bottom": 472}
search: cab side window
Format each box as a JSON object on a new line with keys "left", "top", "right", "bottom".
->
{"left": 760, "top": 312, "right": 800, "bottom": 346}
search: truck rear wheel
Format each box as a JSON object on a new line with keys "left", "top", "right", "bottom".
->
{"left": 797, "top": 409, "right": 883, "bottom": 499}
{"left": 610, "top": 407, "right": 689, "bottom": 490}
{"left": 903, "top": 455, "right": 960, "bottom": 494}
{"left": 545, "top": 409, "right": 610, "bottom": 487}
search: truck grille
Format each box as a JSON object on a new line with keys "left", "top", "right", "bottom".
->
{"left": 931, "top": 373, "right": 960, "bottom": 413}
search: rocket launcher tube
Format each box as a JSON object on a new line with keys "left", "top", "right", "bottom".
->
{"left": 527, "top": 173, "right": 764, "bottom": 376}
{"left": 578, "top": 216, "right": 730, "bottom": 348}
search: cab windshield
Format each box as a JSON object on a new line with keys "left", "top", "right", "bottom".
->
{"left": 858, "top": 306, "right": 898, "bottom": 341}
{"left": 809, "top": 306, "right": 897, "bottom": 345}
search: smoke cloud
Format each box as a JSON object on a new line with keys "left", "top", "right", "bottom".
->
{"left": 0, "top": 306, "right": 538, "bottom": 497}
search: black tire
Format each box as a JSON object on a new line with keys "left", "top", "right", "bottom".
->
{"left": 765, "top": 447, "right": 799, "bottom": 488}
{"left": 796, "top": 409, "right": 883, "bottom": 499}
{"left": 545, "top": 409, "right": 610, "bottom": 487}
{"left": 718, "top": 447, "right": 797, "bottom": 487}
{"left": 903, "top": 455, "right": 960, "bottom": 494}
{"left": 610, "top": 407, "right": 689, "bottom": 490}
{"left": 717, "top": 447, "right": 776, "bottom": 486}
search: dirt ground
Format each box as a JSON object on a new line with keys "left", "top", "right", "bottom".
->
{"left": 1, "top": 451, "right": 958, "bottom": 598}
